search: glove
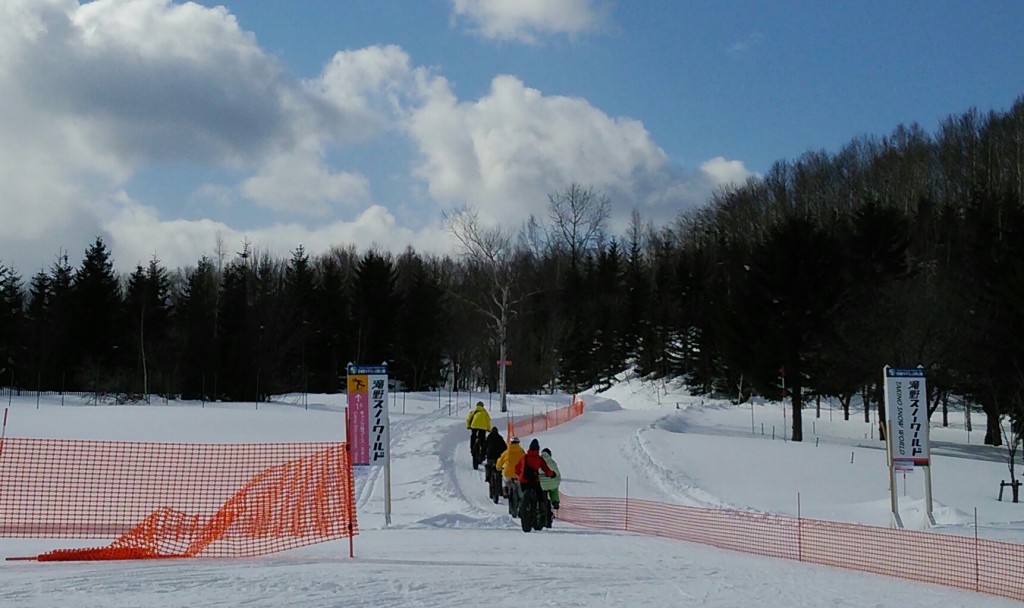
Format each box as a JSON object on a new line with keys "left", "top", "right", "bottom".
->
{"left": 546, "top": 471, "right": 555, "bottom": 478}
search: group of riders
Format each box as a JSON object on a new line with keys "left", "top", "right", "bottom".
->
{"left": 466, "top": 401, "right": 561, "bottom": 533}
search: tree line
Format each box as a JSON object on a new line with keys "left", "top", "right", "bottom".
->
{"left": 2, "top": 96, "right": 1024, "bottom": 445}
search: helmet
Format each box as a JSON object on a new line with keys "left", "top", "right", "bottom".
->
{"left": 476, "top": 401, "right": 485, "bottom": 408}
{"left": 510, "top": 437, "right": 520, "bottom": 444}
{"left": 542, "top": 447, "right": 551, "bottom": 456}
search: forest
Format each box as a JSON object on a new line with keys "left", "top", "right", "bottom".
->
{"left": 2, "top": 97, "right": 1023, "bottom": 445}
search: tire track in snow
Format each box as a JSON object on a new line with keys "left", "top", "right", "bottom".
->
{"left": 427, "top": 414, "right": 514, "bottom": 527}
{"left": 354, "top": 406, "right": 449, "bottom": 511}
{"left": 623, "top": 416, "right": 734, "bottom": 509}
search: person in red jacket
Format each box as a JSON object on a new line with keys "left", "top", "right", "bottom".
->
{"left": 515, "top": 438, "right": 555, "bottom": 494}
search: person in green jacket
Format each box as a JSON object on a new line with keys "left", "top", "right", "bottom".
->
{"left": 465, "top": 401, "right": 491, "bottom": 469}
{"left": 540, "top": 447, "right": 561, "bottom": 525}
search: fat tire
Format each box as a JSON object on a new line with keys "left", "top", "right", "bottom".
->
{"left": 520, "top": 489, "right": 535, "bottom": 533}
{"left": 489, "top": 467, "right": 501, "bottom": 504}
{"left": 508, "top": 481, "right": 520, "bottom": 517}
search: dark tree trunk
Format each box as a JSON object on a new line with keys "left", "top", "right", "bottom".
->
{"left": 840, "top": 393, "right": 851, "bottom": 421}
{"left": 791, "top": 384, "right": 803, "bottom": 442}
{"left": 985, "top": 409, "right": 1003, "bottom": 446}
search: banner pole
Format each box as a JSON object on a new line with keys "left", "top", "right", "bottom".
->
{"left": 0, "top": 407, "right": 8, "bottom": 459}
{"left": 887, "top": 417, "right": 902, "bottom": 528}
{"left": 924, "top": 464, "right": 936, "bottom": 526}
{"left": 345, "top": 406, "right": 354, "bottom": 558}
{"left": 384, "top": 408, "right": 392, "bottom": 527}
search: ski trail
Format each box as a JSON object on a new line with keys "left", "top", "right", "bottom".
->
{"left": 429, "top": 413, "right": 514, "bottom": 527}
{"left": 623, "top": 418, "right": 733, "bottom": 509}
{"left": 354, "top": 406, "right": 449, "bottom": 511}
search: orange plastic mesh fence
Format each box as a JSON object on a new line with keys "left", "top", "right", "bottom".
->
{"left": 507, "top": 396, "right": 585, "bottom": 440}
{"left": 0, "top": 438, "right": 357, "bottom": 561}
{"left": 557, "top": 494, "right": 1024, "bottom": 602}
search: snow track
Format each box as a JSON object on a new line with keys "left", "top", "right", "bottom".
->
{"left": 623, "top": 417, "right": 733, "bottom": 509}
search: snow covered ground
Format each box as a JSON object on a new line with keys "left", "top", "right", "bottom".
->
{"left": 1, "top": 378, "right": 1021, "bottom": 607}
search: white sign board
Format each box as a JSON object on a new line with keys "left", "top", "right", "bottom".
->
{"left": 884, "top": 366, "right": 929, "bottom": 467}
{"left": 346, "top": 364, "right": 389, "bottom": 467}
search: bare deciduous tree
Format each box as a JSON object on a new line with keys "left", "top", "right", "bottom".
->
{"left": 444, "top": 206, "right": 518, "bottom": 412}
{"left": 547, "top": 183, "right": 611, "bottom": 270}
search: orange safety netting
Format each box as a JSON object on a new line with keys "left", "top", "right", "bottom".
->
{"left": 0, "top": 438, "right": 357, "bottom": 561}
{"left": 556, "top": 494, "right": 1024, "bottom": 603}
{"left": 507, "top": 396, "right": 584, "bottom": 440}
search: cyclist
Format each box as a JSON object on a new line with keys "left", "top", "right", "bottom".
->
{"left": 484, "top": 427, "right": 507, "bottom": 502}
{"left": 539, "top": 447, "right": 561, "bottom": 526}
{"left": 465, "top": 401, "right": 491, "bottom": 469}
{"left": 496, "top": 437, "right": 525, "bottom": 515}
{"left": 514, "top": 438, "right": 555, "bottom": 528}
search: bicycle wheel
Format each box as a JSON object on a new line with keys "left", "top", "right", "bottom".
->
{"left": 520, "top": 489, "right": 535, "bottom": 533}
{"left": 488, "top": 467, "right": 501, "bottom": 504}
{"left": 508, "top": 481, "right": 520, "bottom": 517}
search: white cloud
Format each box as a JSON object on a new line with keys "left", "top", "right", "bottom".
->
{"left": 700, "top": 157, "right": 753, "bottom": 187}
{"left": 408, "top": 75, "right": 693, "bottom": 228}
{"left": 0, "top": 0, "right": 749, "bottom": 276}
{"left": 0, "top": 0, "right": 296, "bottom": 272}
{"left": 103, "top": 197, "right": 451, "bottom": 271}
{"left": 0, "top": 1, "right": 432, "bottom": 272}
{"left": 307, "top": 45, "right": 424, "bottom": 139}
{"left": 241, "top": 147, "right": 371, "bottom": 217}
{"left": 450, "top": 0, "right": 607, "bottom": 43}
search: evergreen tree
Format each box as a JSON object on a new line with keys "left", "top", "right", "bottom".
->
{"left": 24, "top": 270, "right": 52, "bottom": 389}
{"left": 556, "top": 256, "right": 590, "bottom": 393}
{"left": 729, "top": 216, "right": 847, "bottom": 442}
{"left": 0, "top": 264, "right": 25, "bottom": 387}
{"left": 70, "top": 238, "right": 124, "bottom": 393}
{"left": 176, "top": 257, "right": 219, "bottom": 400}
{"left": 48, "top": 253, "right": 75, "bottom": 389}
{"left": 589, "top": 240, "right": 627, "bottom": 390}
{"left": 351, "top": 250, "right": 397, "bottom": 366}
{"left": 217, "top": 258, "right": 255, "bottom": 401}
{"left": 285, "top": 246, "right": 316, "bottom": 393}
{"left": 394, "top": 249, "right": 446, "bottom": 390}
{"left": 124, "top": 257, "right": 172, "bottom": 398}
{"left": 311, "top": 249, "right": 355, "bottom": 393}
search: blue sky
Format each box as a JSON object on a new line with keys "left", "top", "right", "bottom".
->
{"left": 2, "top": 0, "right": 1022, "bottom": 274}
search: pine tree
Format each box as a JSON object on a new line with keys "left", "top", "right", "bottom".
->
{"left": 351, "top": 250, "right": 397, "bottom": 366}
{"left": 312, "top": 250, "right": 355, "bottom": 393}
{"left": 285, "top": 246, "right": 316, "bottom": 392}
{"left": 217, "top": 258, "right": 254, "bottom": 402}
{"left": 394, "top": 249, "right": 446, "bottom": 390}
{"left": 71, "top": 238, "right": 124, "bottom": 393}
{"left": 48, "top": 253, "right": 75, "bottom": 389}
{"left": 0, "top": 264, "right": 25, "bottom": 387}
{"left": 124, "top": 257, "right": 172, "bottom": 399}
{"left": 178, "top": 257, "right": 219, "bottom": 399}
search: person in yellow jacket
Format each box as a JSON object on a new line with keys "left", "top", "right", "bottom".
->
{"left": 465, "top": 401, "right": 491, "bottom": 469}
{"left": 495, "top": 437, "right": 525, "bottom": 516}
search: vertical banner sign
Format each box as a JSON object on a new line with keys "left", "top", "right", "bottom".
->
{"left": 346, "top": 364, "right": 389, "bottom": 467}
{"left": 884, "top": 366, "right": 929, "bottom": 470}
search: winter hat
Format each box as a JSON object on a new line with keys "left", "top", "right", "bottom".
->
{"left": 476, "top": 401, "right": 485, "bottom": 408}
{"left": 542, "top": 448, "right": 551, "bottom": 456}
{"left": 491, "top": 426, "right": 499, "bottom": 433}
{"left": 529, "top": 438, "right": 540, "bottom": 451}
{"left": 510, "top": 437, "right": 520, "bottom": 444}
